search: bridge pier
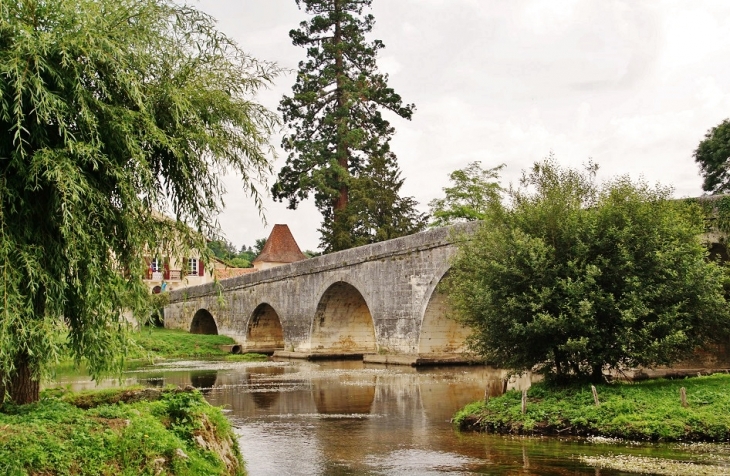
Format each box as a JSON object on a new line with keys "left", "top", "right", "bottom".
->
{"left": 164, "top": 224, "right": 480, "bottom": 364}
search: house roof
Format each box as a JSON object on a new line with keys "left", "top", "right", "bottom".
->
{"left": 252, "top": 224, "right": 308, "bottom": 264}
{"left": 214, "top": 267, "right": 257, "bottom": 280}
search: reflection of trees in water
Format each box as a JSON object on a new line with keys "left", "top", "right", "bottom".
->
{"left": 246, "top": 367, "right": 286, "bottom": 410}
{"left": 190, "top": 371, "right": 218, "bottom": 394}
{"left": 251, "top": 391, "right": 279, "bottom": 409}
{"left": 144, "top": 376, "right": 166, "bottom": 388}
{"left": 481, "top": 435, "right": 589, "bottom": 476}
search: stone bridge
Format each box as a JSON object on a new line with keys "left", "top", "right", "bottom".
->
{"left": 163, "top": 223, "right": 477, "bottom": 364}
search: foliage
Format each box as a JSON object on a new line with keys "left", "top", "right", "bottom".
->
{"left": 273, "top": 0, "right": 418, "bottom": 252}
{"left": 684, "top": 194, "right": 730, "bottom": 235}
{"left": 454, "top": 374, "right": 730, "bottom": 442}
{"left": 51, "top": 327, "right": 266, "bottom": 375}
{"left": 447, "top": 159, "right": 730, "bottom": 382}
{"left": 208, "top": 239, "right": 240, "bottom": 263}
{"left": 207, "top": 238, "right": 268, "bottom": 268}
{"left": 127, "top": 328, "right": 267, "bottom": 361}
{"left": 0, "top": 0, "right": 279, "bottom": 403}
{"left": 0, "top": 388, "right": 244, "bottom": 475}
{"left": 322, "top": 152, "right": 427, "bottom": 248}
{"left": 694, "top": 119, "right": 730, "bottom": 194}
{"left": 429, "top": 161, "right": 505, "bottom": 226}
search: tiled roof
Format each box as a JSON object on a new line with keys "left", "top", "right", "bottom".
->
{"left": 252, "top": 224, "right": 308, "bottom": 264}
{"left": 214, "top": 267, "right": 257, "bottom": 280}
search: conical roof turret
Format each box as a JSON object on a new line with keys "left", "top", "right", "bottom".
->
{"left": 252, "top": 224, "right": 307, "bottom": 267}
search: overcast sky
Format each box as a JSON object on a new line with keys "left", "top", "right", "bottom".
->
{"left": 194, "top": 0, "right": 730, "bottom": 252}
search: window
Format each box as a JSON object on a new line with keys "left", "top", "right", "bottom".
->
{"left": 188, "top": 257, "right": 198, "bottom": 276}
{"left": 150, "top": 257, "right": 162, "bottom": 273}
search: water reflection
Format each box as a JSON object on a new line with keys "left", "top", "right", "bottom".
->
{"left": 190, "top": 370, "right": 217, "bottom": 393}
{"left": 247, "top": 367, "right": 285, "bottom": 410}
{"left": 48, "top": 360, "right": 729, "bottom": 475}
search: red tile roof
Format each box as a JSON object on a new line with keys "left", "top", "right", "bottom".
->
{"left": 214, "top": 267, "right": 257, "bottom": 280}
{"left": 252, "top": 224, "right": 308, "bottom": 264}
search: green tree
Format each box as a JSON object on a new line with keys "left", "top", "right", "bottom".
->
{"left": 337, "top": 152, "right": 426, "bottom": 249}
{"left": 694, "top": 119, "right": 730, "bottom": 194}
{"left": 208, "top": 239, "right": 238, "bottom": 262}
{"left": 228, "top": 257, "right": 252, "bottom": 268}
{"left": 429, "top": 161, "right": 504, "bottom": 226}
{"left": 0, "top": 0, "right": 279, "bottom": 403}
{"left": 447, "top": 159, "right": 730, "bottom": 383}
{"left": 253, "top": 237, "right": 267, "bottom": 255}
{"left": 273, "top": 0, "right": 416, "bottom": 251}
{"left": 208, "top": 239, "right": 254, "bottom": 268}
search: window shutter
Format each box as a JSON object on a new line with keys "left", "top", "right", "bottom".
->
{"left": 163, "top": 257, "right": 170, "bottom": 280}
{"left": 198, "top": 259, "right": 204, "bottom": 277}
{"left": 183, "top": 257, "right": 188, "bottom": 276}
{"left": 144, "top": 257, "right": 152, "bottom": 280}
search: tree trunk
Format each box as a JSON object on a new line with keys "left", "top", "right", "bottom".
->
{"left": 2, "top": 351, "right": 40, "bottom": 405}
{"left": 331, "top": 0, "right": 351, "bottom": 252}
{"left": 333, "top": 0, "right": 349, "bottom": 215}
{"left": 590, "top": 363, "right": 605, "bottom": 384}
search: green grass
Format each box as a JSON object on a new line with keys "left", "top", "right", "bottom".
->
{"left": 0, "top": 387, "right": 245, "bottom": 476}
{"left": 51, "top": 328, "right": 268, "bottom": 376}
{"left": 128, "top": 327, "right": 242, "bottom": 359}
{"left": 454, "top": 373, "right": 730, "bottom": 442}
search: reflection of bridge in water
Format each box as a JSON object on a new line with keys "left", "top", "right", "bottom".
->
{"left": 201, "top": 362, "right": 535, "bottom": 473}
{"left": 164, "top": 224, "right": 480, "bottom": 364}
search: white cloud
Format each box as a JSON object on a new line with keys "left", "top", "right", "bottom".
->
{"left": 189, "top": 0, "right": 730, "bottom": 251}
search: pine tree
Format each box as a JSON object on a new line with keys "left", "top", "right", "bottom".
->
{"left": 341, "top": 152, "right": 427, "bottom": 249}
{"left": 273, "top": 0, "right": 416, "bottom": 252}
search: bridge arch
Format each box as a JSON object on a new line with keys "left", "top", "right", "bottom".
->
{"left": 310, "top": 281, "right": 376, "bottom": 352}
{"left": 190, "top": 309, "right": 218, "bottom": 335}
{"left": 247, "top": 303, "right": 285, "bottom": 351}
{"left": 417, "top": 269, "right": 471, "bottom": 354}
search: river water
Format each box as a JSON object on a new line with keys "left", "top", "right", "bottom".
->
{"left": 53, "top": 359, "right": 730, "bottom": 475}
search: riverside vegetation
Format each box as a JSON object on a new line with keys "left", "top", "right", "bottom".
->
{"left": 126, "top": 327, "right": 268, "bottom": 362}
{"left": 0, "top": 387, "right": 244, "bottom": 476}
{"left": 454, "top": 373, "right": 730, "bottom": 442}
{"left": 1, "top": 328, "right": 266, "bottom": 475}
{"left": 51, "top": 327, "right": 268, "bottom": 374}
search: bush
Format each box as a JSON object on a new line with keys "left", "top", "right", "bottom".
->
{"left": 447, "top": 159, "right": 730, "bottom": 382}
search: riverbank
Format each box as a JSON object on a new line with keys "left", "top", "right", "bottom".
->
{"left": 127, "top": 327, "right": 267, "bottom": 361}
{"left": 53, "top": 328, "right": 267, "bottom": 374}
{"left": 454, "top": 373, "right": 730, "bottom": 442}
{"left": 0, "top": 387, "right": 244, "bottom": 475}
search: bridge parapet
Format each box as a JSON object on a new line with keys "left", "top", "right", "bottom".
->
{"left": 168, "top": 222, "right": 477, "bottom": 303}
{"left": 164, "top": 222, "right": 479, "bottom": 360}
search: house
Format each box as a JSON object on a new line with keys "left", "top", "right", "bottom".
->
{"left": 252, "top": 224, "right": 308, "bottom": 270}
{"left": 143, "top": 223, "right": 307, "bottom": 294}
{"left": 144, "top": 253, "right": 216, "bottom": 294}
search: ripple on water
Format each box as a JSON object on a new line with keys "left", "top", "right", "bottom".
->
{"left": 581, "top": 454, "right": 730, "bottom": 476}
{"left": 270, "top": 412, "right": 384, "bottom": 420}
{"left": 363, "top": 448, "right": 480, "bottom": 475}
{"left": 126, "top": 360, "right": 292, "bottom": 372}
{"left": 234, "top": 421, "right": 325, "bottom": 476}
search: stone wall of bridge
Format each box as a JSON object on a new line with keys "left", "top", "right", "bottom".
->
{"left": 164, "top": 224, "right": 477, "bottom": 356}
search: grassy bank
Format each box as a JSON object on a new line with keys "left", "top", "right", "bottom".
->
{"left": 0, "top": 387, "right": 244, "bottom": 476}
{"left": 52, "top": 328, "right": 267, "bottom": 375}
{"left": 454, "top": 373, "right": 730, "bottom": 442}
{"left": 128, "top": 327, "right": 267, "bottom": 361}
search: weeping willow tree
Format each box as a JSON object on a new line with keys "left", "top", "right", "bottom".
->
{"left": 0, "top": 0, "right": 279, "bottom": 404}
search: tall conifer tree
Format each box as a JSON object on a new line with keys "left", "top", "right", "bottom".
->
{"left": 330, "top": 152, "right": 427, "bottom": 248}
{"left": 274, "top": 0, "right": 418, "bottom": 252}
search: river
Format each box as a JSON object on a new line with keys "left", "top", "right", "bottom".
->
{"left": 52, "top": 359, "right": 730, "bottom": 475}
